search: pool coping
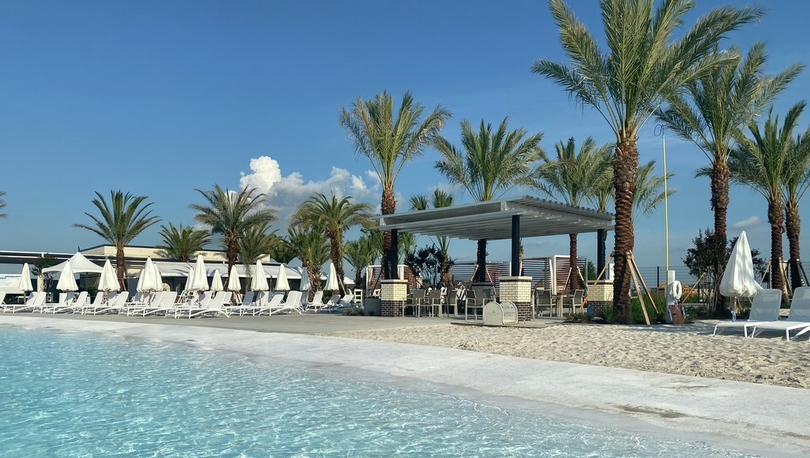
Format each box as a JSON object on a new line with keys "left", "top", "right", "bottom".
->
{"left": 2, "top": 315, "right": 808, "bottom": 456}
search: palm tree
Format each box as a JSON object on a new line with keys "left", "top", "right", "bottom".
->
{"left": 287, "top": 225, "right": 330, "bottom": 299}
{"left": 435, "top": 118, "right": 544, "bottom": 282}
{"left": 292, "top": 193, "right": 371, "bottom": 294}
{"left": 75, "top": 190, "right": 160, "bottom": 289}
{"left": 0, "top": 191, "right": 6, "bottom": 218}
{"left": 410, "top": 189, "right": 455, "bottom": 284}
{"left": 658, "top": 44, "right": 801, "bottom": 249}
{"left": 726, "top": 102, "right": 806, "bottom": 296}
{"left": 191, "top": 185, "right": 276, "bottom": 272}
{"left": 783, "top": 130, "right": 810, "bottom": 288}
{"left": 533, "top": 138, "right": 609, "bottom": 291}
{"left": 266, "top": 234, "right": 298, "bottom": 264}
{"left": 533, "top": 0, "right": 760, "bottom": 317}
{"left": 340, "top": 91, "right": 450, "bottom": 279}
{"left": 344, "top": 236, "right": 378, "bottom": 287}
{"left": 157, "top": 223, "right": 211, "bottom": 262}
{"left": 238, "top": 222, "right": 276, "bottom": 264}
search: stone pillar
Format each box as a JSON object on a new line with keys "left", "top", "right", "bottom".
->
{"left": 380, "top": 279, "right": 408, "bottom": 317}
{"left": 499, "top": 276, "right": 533, "bottom": 321}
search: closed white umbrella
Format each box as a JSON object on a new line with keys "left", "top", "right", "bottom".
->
{"left": 153, "top": 262, "right": 164, "bottom": 291}
{"left": 190, "top": 255, "right": 209, "bottom": 291}
{"left": 275, "top": 263, "right": 290, "bottom": 291}
{"left": 299, "top": 267, "right": 310, "bottom": 291}
{"left": 184, "top": 266, "right": 194, "bottom": 291}
{"left": 139, "top": 258, "right": 160, "bottom": 292}
{"left": 720, "top": 231, "right": 763, "bottom": 298}
{"left": 251, "top": 260, "right": 269, "bottom": 291}
{"left": 17, "top": 263, "right": 33, "bottom": 292}
{"left": 98, "top": 259, "right": 119, "bottom": 292}
{"left": 227, "top": 265, "right": 241, "bottom": 292}
{"left": 211, "top": 269, "right": 224, "bottom": 292}
{"left": 325, "top": 262, "right": 339, "bottom": 291}
{"left": 56, "top": 262, "right": 78, "bottom": 292}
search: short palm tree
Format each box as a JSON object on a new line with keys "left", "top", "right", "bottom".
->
{"left": 657, "top": 43, "right": 802, "bottom": 249}
{"left": 0, "top": 191, "right": 6, "bottom": 218}
{"left": 266, "top": 234, "right": 298, "bottom": 264}
{"left": 191, "top": 185, "right": 276, "bottom": 272}
{"left": 344, "top": 236, "right": 378, "bottom": 287}
{"left": 435, "top": 118, "right": 544, "bottom": 282}
{"left": 75, "top": 190, "right": 160, "bottom": 289}
{"left": 533, "top": 0, "right": 760, "bottom": 316}
{"left": 340, "top": 91, "right": 450, "bottom": 279}
{"left": 726, "top": 102, "right": 806, "bottom": 296}
{"left": 292, "top": 193, "right": 371, "bottom": 294}
{"left": 238, "top": 222, "right": 276, "bottom": 265}
{"left": 783, "top": 130, "right": 810, "bottom": 288}
{"left": 410, "top": 189, "right": 455, "bottom": 284}
{"left": 157, "top": 223, "right": 211, "bottom": 262}
{"left": 287, "top": 225, "right": 330, "bottom": 299}
{"left": 533, "top": 137, "right": 610, "bottom": 291}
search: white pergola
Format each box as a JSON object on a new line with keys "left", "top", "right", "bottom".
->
{"left": 376, "top": 196, "right": 614, "bottom": 278}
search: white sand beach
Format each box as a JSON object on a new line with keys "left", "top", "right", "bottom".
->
{"left": 330, "top": 322, "right": 810, "bottom": 388}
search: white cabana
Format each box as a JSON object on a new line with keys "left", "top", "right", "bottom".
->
{"left": 325, "top": 262, "right": 339, "bottom": 291}
{"left": 227, "top": 265, "right": 241, "bottom": 291}
{"left": 211, "top": 270, "right": 224, "bottom": 292}
{"left": 720, "top": 231, "right": 762, "bottom": 298}
{"left": 17, "top": 263, "right": 33, "bottom": 292}
{"left": 251, "top": 260, "right": 270, "bottom": 292}
{"left": 56, "top": 263, "right": 78, "bottom": 292}
{"left": 275, "top": 263, "right": 290, "bottom": 291}
{"left": 43, "top": 252, "right": 103, "bottom": 275}
{"left": 190, "top": 255, "right": 209, "bottom": 291}
{"left": 98, "top": 259, "right": 120, "bottom": 292}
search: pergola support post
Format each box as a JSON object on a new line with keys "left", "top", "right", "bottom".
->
{"left": 380, "top": 228, "right": 406, "bottom": 317}
{"left": 388, "top": 229, "right": 398, "bottom": 280}
{"left": 511, "top": 215, "right": 520, "bottom": 276}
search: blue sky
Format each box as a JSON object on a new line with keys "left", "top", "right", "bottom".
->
{"left": 0, "top": 0, "right": 809, "bottom": 269}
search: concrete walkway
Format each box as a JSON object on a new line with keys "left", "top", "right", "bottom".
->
{"left": 2, "top": 315, "right": 808, "bottom": 456}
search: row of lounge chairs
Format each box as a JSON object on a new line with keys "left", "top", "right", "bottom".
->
{"left": 713, "top": 287, "right": 810, "bottom": 339}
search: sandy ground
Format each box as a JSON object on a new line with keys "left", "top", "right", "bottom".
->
{"left": 328, "top": 322, "right": 810, "bottom": 388}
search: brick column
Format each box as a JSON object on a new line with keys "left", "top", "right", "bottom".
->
{"left": 499, "top": 276, "right": 533, "bottom": 321}
{"left": 380, "top": 279, "right": 408, "bottom": 317}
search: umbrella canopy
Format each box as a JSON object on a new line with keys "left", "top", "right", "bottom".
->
{"left": 56, "top": 262, "right": 78, "bottom": 292}
{"left": 227, "top": 265, "right": 241, "bottom": 291}
{"left": 720, "top": 231, "right": 763, "bottom": 298}
{"left": 211, "top": 269, "right": 224, "bottom": 292}
{"left": 251, "top": 260, "right": 270, "bottom": 291}
{"left": 275, "top": 263, "right": 290, "bottom": 291}
{"left": 43, "top": 252, "right": 103, "bottom": 274}
{"left": 190, "top": 255, "right": 209, "bottom": 291}
{"left": 137, "top": 258, "right": 161, "bottom": 292}
{"left": 299, "top": 267, "right": 310, "bottom": 291}
{"left": 17, "top": 263, "right": 33, "bottom": 292}
{"left": 98, "top": 259, "right": 120, "bottom": 292}
{"left": 325, "top": 262, "right": 339, "bottom": 291}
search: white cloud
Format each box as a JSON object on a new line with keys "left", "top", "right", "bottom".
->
{"left": 239, "top": 156, "right": 379, "bottom": 228}
{"left": 733, "top": 216, "right": 761, "bottom": 230}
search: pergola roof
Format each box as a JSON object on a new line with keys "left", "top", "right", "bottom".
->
{"left": 377, "top": 196, "right": 613, "bottom": 240}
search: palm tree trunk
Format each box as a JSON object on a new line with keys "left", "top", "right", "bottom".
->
{"left": 612, "top": 138, "right": 638, "bottom": 322}
{"left": 381, "top": 184, "right": 396, "bottom": 279}
{"left": 711, "top": 159, "right": 730, "bottom": 314}
{"left": 768, "top": 197, "right": 786, "bottom": 296}
{"left": 568, "top": 233, "right": 579, "bottom": 292}
{"left": 116, "top": 243, "right": 127, "bottom": 291}
{"left": 786, "top": 202, "right": 803, "bottom": 289}
{"left": 308, "top": 266, "right": 321, "bottom": 301}
{"left": 476, "top": 239, "right": 487, "bottom": 283}
{"left": 226, "top": 233, "right": 239, "bottom": 273}
{"left": 596, "top": 229, "right": 607, "bottom": 275}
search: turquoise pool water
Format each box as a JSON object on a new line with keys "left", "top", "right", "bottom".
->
{"left": 0, "top": 327, "right": 747, "bottom": 456}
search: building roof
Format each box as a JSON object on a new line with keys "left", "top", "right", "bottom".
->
{"left": 376, "top": 196, "right": 613, "bottom": 240}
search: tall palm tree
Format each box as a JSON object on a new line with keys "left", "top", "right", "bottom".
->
{"left": 657, "top": 44, "right": 802, "bottom": 249}
{"left": 340, "top": 91, "right": 450, "bottom": 279}
{"left": 533, "top": 138, "right": 609, "bottom": 291}
{"left": 0, "top": 191, "right": 6, "bottom": 218}
{"left": 435, "top": 118, "right": 544, "bottom": 282}
{"left": 533, "top": 0, "right": 760, "bottom": 317}
{"left": 287, "top": 225, "right": 330, "bottom": 299}
{"left": 783, "top": 130, "right": 810, "bottom": 288}
{"left": 411, "top": 189, "right": 455, "bottom": 284}
{"left": 344, "top": 236, "right": 378, "bottom": 287}
{"left": 238, "top": 222, "right": 276, "bottom": 265}
{"left": 191, "top": 185, "right": 275, "bottom": 272}
{"left": 726, "top": 102, "right": 806, "bottom": 296}
{"left": 75, "top": 190, "right": 160, "bottom": 289}
{"left": 292, "top": 193, "right": 371, "bottom": 294}
{"left": 157, "top": 223, "right": 211, "bottom": 262}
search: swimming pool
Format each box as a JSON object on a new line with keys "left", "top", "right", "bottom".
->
{"left": 0, "top": 327, "right": 746, "bottom": 456}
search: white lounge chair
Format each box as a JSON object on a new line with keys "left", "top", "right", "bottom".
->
{"left": 750, "top": 287, "right": 810, "bottom": 339}
{"left": 49, "top": 291, "right": 86, "bottom": 314}
{"left": 270, "top": 291, "right": 304, "bottom": 315}
{"left": 143, "top": 291, "right": 178, "bottom": 316}
{"left": 227, "top": 291, "right": 255, "bottom": 316}
{"left": 253, "top": 293, "right": 284, "bottom": 316}
{"left": 0, "top": 292, "right": 5, "bottom": 307}
{"left": 88, "top": 291, "right": 129, "bottom": 315}
{"left": 175, "top": 291, "right": 214, "bottom": 318}
{"left": 338, "top": 293, "right": 354, "bottom": 308}
{"left": 324, "top": 293, "right": 341, "bottom": 310}
{"left": 4, "top": 292, "right": 43, "bottom": 313}
{"left": 190, "top": 291, "right": 232, "bottom": 318}
{"left": 713, "top": 289, "right": 782, "bottom": 337}
{"left": 306, "top": 291, "right": 326, "bottom": 311}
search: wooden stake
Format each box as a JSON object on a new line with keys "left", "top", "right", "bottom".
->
{"left": 626, "top": 254, "right": 651, "bottom": 326}
{"left": 628, "top": 252, "right": 660, "bottom": 314}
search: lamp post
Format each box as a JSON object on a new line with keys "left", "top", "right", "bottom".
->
{"left": 655, "top": 124, "right": 672, "bottom": 302}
